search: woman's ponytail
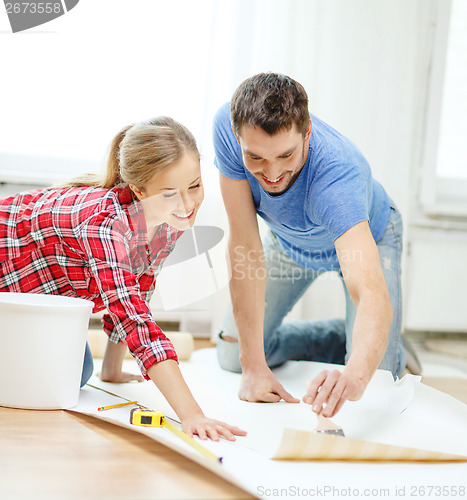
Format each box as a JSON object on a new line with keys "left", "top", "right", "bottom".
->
{"left": 100, "top": 124, "right": 134, "bottom": 189}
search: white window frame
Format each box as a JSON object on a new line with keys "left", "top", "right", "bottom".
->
{"left": 419, "top": 0, "right": 467, "bottom": 218}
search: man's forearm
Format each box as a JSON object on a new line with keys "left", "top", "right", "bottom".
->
{"left": 228, "top": 242, "right": 268, "bottom": 370}
{"left": 346, "top": 290, "right": 393, "bottom": 379}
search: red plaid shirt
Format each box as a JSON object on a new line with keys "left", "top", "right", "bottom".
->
{"left": 0, "top": 184, "right": 182, "bottom": 379}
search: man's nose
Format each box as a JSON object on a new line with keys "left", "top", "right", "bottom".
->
{"left": 263, "top": 163, "right": 282, "bottom": 179}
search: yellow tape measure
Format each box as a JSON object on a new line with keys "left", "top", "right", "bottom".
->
{"left": 130, "top": 408, "right": 165, "bottom": 427}
{"left": 130, "top": 408, "right": 222, "bottom": 464}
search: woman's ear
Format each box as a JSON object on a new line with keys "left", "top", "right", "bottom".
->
{"left": 129, "top": 184, "right": 145, "bottom": 201}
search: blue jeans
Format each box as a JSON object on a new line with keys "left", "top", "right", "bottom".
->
{"left": 217, "top": 201, "right": 406, "bottom": 378}
{"left": 81, "top": 342, "right": 94, "bottom": 388}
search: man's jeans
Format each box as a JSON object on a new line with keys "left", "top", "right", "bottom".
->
{"left": 217, "top": 200, "right": 406, "bottom": 378}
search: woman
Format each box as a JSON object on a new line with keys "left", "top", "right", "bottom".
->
{"left": 0, "top": 117, "right": 246, "bottom": 442}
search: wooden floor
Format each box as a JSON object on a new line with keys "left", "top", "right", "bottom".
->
{"left": 0, "top": 406, "right": 253, "bottom": 500}
{"left": 1, "top": 338, "right": 467, "bottom": 500}
{"left": 0, "top": 338, "right": 253, "bottom": 500}
{"left": 421, "top": 377, "right": 467, "bottom": 404}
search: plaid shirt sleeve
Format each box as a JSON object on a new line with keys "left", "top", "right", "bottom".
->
{"left": 79, "top": 212, "right": 178, "bottom": 380}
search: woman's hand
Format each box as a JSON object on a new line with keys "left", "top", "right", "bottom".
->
{"left": 147, "top": 359, "right": 247, "bottom": 442}
{"left": 98, "top": 370, "right": 143, "bottom": 383}
{"left": 100, "top": 338, "right": 143, "bottom": 383}
{"left": 181, "top": 413, "right": 247, "bottom": 441}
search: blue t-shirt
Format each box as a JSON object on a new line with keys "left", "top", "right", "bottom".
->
{"left": 213, "top": 102, "right": 390, "bottom": 271}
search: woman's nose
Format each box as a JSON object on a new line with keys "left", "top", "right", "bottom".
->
{"left": 179, "top": 192, "right": 195, "bottom": 213}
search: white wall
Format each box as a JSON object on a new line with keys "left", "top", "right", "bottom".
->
{"left": 283, "top": 0, "right": 433, "bottom": 324}
{"left": 159, "top": 0, "right": 467, "bottom": 335}
{"left": 2, "top": 0, "right": 465, "bottom": 335}
{"left": 207, "top": 0, "right": 467, "bottom": 334}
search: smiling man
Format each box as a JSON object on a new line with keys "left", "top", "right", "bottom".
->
{"left": 213, "top": 73, "right": 419, "bottom": 417}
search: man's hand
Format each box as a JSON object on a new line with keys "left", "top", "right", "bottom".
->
{"left": 239, "top": 366, "right": 300, "bottom": 403}
{"left": 302, "top": 365, "right": 369, "bottom": 417}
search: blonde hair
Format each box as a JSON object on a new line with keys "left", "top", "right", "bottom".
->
{"left": 63, "top": 117, "right": 199, "bottom": 190}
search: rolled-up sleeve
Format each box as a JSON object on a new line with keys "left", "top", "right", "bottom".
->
{"left": 80, "top": 214, "right": 178, "bottom": 380}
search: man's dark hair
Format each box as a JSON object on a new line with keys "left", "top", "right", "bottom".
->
{"left": 230, "top": 73, "right": 309, "bottom": 137}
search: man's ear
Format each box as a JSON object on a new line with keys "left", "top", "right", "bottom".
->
{"left": 304, "top": 118, "right": 312, "bottom": 141}
{"left": 129, "top": 184, "right": 145, "bottom": 201}
{"left": 231, "top": 124, "right": 241, "bottom": 145}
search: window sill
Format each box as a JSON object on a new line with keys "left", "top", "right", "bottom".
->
{"left": 421, "top": 202, "right": 467, "bottom": 220}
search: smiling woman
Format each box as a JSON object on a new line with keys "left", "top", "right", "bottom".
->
{"left": 132, "top": 153, "right": 204, "bottom": 234}
{"left": 62, "top": 117, "right": 204, "bottom": 233}
{"left": 0, "top": 116, "right": 246, "bottom": 441}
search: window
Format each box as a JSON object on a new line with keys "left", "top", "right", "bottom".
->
{"left": 0, "top": 0, "right": 315, "bottom": 191}
{"left": 420, "top": 0, "right": 467, "bottom": 216}
{"left": 0, "top": 1, "right": 219, "bottom": 185}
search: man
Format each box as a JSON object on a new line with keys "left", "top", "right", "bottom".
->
{"left": 213, "top": 73, "right": 418, "bottom": 418}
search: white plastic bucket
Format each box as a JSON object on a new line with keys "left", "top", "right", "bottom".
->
{"left": 0, "top": 292, "right": 94, "bottom": 409}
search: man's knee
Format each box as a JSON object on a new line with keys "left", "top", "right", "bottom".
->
{"left": 216, "top": 332, "right": 242, "bottom": 373}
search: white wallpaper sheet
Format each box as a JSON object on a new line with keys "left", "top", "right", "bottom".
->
{"left": 72, "top": 349, "right": 467, "bottom": 499}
